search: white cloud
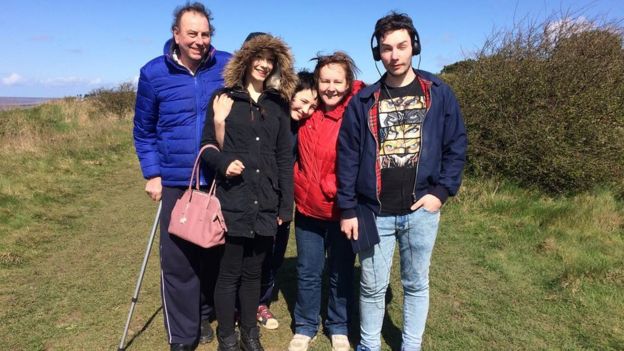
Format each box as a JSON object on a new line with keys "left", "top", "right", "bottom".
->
{"left": 41, "top": 76, "right": 83, "bottom": 86}
{"left": 40, "top": 76, "right": 102, "bottom": 86}
{"left": 2, "top": 73, "right": 24, "bottom": 86}
{"left": 545, "top": 17, "right": 595, "bottom": 42}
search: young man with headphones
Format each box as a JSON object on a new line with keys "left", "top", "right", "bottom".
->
{"left": 337, "top": 12, "right": 467, "bottom": 351}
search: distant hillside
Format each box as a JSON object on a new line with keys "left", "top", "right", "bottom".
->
{"left": 0, "top": 97, "right": 58, "bottom": 110}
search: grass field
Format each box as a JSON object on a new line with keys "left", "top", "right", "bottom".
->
{"left": 0, "top": 100, "right": 622, "bottom": 350}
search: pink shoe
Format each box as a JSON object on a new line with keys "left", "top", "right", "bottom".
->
{"left": 256, "top": 304, "right": 279, "bottom": 330}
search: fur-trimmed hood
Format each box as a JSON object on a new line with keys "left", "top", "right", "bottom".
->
{"left": 223, "top": 33, "right": 297, "bottom": 101}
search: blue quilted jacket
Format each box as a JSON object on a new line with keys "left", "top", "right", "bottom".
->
{"left": 133, "top": 39, "right": 231, "bottom": 186}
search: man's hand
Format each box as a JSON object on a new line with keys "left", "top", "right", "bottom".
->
{"left": 225, "top": 160, "right": 245, "bottom": 177}
{"left": 340, "top": 217, "right": 359, "bottom": 240}
{"left": 410, "top": 194, "right": 442, "bottom": 212}
{"left": 145, "top": 176, "right": 162, "bottom": 202}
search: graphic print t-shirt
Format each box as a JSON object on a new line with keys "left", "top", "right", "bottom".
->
{"left": 378, "top": 78, "right": 426, "bottom": 215}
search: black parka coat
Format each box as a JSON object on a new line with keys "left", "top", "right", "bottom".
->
{"left": 201, "top": 34, "right": 296, "bottom": 238}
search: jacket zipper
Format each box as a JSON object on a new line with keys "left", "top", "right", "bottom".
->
{"left": 412, "top": 82, "right": 432, "bottom": 203}
{"left": 194, "top": 75, "right": 202, "bottom": 185}
{"left": 168, "top": 50, "right": 209, "bottom": 187}
{"left": 367, "top": 94, "right": 382, "bottom": 211}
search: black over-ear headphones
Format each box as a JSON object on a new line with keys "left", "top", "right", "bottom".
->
{"left": 370, "top": 20, "right": 421, "bottom": 61}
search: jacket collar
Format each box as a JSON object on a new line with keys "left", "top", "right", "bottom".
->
{"left": 359, "top": 69, "right": 440, "bottom": 99}
{"left": 228, "top": 86, "right": 281, "bottom": 102}
{"left": 321, "top": 80, "right": 365, "bottom": 120}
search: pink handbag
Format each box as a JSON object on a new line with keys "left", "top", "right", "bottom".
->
{"left": 168, "top": 144, "right": 227, "bottom": 248}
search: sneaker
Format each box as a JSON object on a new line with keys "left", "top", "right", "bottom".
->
{"left": 288, "top": 334, "right": 312, "bottom": 351}
{"left": 331, "top": 335, "right": 350, "bottom": 351}
{"left": 256, "top": 304, "right": 279, "bottom": 330}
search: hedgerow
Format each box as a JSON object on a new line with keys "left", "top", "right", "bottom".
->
{"left": 443, "top": 15, "right": 624, "bottom": 195}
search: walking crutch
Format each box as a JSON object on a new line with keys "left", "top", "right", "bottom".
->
{"left": 118, "top": 201, "right": 162, "bottom": 351}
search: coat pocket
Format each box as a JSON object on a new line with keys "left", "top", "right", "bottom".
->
{"left": 260, "top": 173, "right": 280, "bottom": 211}
{"left": 217, "top": 177, "right": 248, "bottom": 213}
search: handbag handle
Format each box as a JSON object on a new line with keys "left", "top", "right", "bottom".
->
{"left": 189, "top": 144, "right": 220, "bottom": 194}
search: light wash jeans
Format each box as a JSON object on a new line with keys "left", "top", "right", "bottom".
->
{"left": 358, "top": 207, "right": 440, "bottom": 351}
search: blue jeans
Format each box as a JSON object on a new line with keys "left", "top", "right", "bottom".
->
{"left": 359, "top": 208, "right": 440, "bottom": 351}
{"left": 293, "top": 212, "right": 356, "bottom": 337}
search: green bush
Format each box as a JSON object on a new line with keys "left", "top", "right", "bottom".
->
{"left": 443, "top": 16, "right": 624, "bottom": 195}
{"left": 87, "top": 82, "right": 136, "bottom": 119}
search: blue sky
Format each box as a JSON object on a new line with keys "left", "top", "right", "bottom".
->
{"left": 1, "top": 0, "right": 622, "bottom": 97}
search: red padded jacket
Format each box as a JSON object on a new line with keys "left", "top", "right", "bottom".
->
{"left": 294, "top": 81, "right": 365, "bottom": 221}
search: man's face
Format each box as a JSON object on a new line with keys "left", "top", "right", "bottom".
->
{"left": 173, "top": 11, "right": 211, "bottom": 66}
{"left": 379, "top": 29, "right": 413, "bottom": 78}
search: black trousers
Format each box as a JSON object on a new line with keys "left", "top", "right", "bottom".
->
{"left": 160, "top": 186, "right": 222, "bottom": 345}
{"left": 259, "top": 221, "right": 290, "bottom": 306}
{"left": 214, "top": 234, "right": 273, "bottom": 336}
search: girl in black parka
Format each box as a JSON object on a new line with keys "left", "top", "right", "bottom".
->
{"left": 201, "top": 32, "right": 296, "bottom": 351}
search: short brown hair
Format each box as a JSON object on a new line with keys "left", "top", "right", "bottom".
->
{"left": 312, "top": 51, "right": 359, "bottom": 92}
{"left": 171, "top": 2, "right": 215, "bottom": 35}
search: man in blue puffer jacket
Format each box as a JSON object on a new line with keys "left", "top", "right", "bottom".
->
{"left": 132, "top": 3, "right": 231, "bottom": 350}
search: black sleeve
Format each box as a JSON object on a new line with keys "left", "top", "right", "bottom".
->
{"left": 275, "top": 101, "right": 294, "bottom": 221}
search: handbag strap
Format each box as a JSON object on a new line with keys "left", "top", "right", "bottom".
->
{"left": 189, "top": 144, "right": 220, "bottom": 192}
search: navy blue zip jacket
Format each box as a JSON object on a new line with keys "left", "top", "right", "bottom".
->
{"left": 337, "top": 69, "right": 467, "bottom": 223}
{"left": 133, "top": 39, "right": 231, "bottom": 186}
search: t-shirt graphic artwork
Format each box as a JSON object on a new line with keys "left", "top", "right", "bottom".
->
{"left": 378, "top": 78, "right": 426, "bottom": 215}
{"left": 379, "top": 96, "right": 426, "bottom": 168}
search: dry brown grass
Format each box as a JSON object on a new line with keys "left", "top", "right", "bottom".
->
{"left": 0, "top": 98, "right": 132, "bottom": 154}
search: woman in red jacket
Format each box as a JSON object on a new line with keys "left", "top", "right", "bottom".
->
{"left": 289, "top": 52, "right": 364, "bottom": 351}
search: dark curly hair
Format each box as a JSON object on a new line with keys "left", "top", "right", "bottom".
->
{"left": 295, "top": 70, "right": 316, "bottom": 95}
{"left": 171, "top": 2, "right": 215, "bottom": 35}
{"left": 374, "top": 11, "right": 416, "bottom": 43}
